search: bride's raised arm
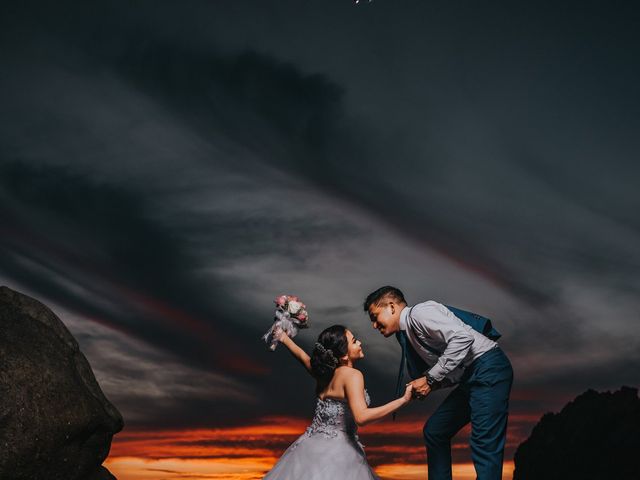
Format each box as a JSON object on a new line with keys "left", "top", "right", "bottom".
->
{"left": 344, "top": 369, "right": 412, "bottom": 427}
{"left": 278, "top": 332, "right": 313, "bottom": 375}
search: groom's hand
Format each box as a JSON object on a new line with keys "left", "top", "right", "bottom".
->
{"left": 409, "top": 376, "right": 431, "bottom": 399}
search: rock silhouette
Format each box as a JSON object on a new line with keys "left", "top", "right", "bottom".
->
{"left": 513, "top": 386, "right": 640, "bottom": 480}
{"left": 0, "top": 286, "right": 123, "bottom": 480}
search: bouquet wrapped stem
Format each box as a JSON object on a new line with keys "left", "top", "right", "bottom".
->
{"left": 263, "top": 295, "right": 309, "bottom": 351}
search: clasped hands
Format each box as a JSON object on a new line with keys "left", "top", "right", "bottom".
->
{"left": 407, "top": 376, "right": 431, "bottom": 400}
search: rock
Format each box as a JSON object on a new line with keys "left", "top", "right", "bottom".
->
{"left": 513, "top": 386, "right": 640, "bottom": 480}
{"left": 83, "top": 465, "right": 118, "bottom": 480}
{"left": 0, "top": 286, "right": 123, "bottom": 480}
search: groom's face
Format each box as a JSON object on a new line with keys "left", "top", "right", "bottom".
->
{"left": 368, "top": 301, "right": 401, "bottom": 337}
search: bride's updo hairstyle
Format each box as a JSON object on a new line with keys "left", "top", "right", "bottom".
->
{"left": 311, "top": 325, "right": 348, "bottom": 395}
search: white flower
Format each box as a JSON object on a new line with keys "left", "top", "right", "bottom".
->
{"left": 288, "top": 301, "right": 302, "bottom": 315}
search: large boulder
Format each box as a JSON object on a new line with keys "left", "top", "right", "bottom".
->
{"left": 513, "top": 386, "right": 640, "bottom": 480}
{"left": 0, "top": 286, "right": 123, "bottom": 480}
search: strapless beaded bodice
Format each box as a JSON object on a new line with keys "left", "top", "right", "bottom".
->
{"left": 304, "top": 390, "right": 370, "bottom": 439}
{"left": 266, "top": 390, "right": 379, "bottom": 479}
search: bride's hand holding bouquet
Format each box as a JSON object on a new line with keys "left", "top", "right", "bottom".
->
{"left": 262, "top": 294, "right": 309, "bottom": 351}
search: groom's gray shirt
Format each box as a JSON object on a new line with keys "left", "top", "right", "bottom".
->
{"left": 399, "top": 302, "right": 498, "bottom": 384}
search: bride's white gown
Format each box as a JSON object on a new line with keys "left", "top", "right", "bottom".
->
{"left": 264, "top": 390, "right": 380, "bottom": 479}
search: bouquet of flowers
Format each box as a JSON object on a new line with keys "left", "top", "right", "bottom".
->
{"left": 262, "top": 294, "right": 309, "bottom": 351}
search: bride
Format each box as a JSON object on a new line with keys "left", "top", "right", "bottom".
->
{"left": 264, "top": 325, "right": 414, "bottom": 479}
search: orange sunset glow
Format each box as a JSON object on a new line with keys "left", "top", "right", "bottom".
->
{"left": 105, "top": 415, "right": 530, "bottom": 480}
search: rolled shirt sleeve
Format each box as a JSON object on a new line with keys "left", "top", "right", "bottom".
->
{"left": 409, "top": 302, "right": 475, "bottom": 382}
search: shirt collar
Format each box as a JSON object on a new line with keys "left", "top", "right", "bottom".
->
{"left": 399, "top": 305, "right": 410, "bottom": 331}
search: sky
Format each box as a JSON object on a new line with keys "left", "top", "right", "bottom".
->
{"left": 1, "top": 0, "right": 639, "bottom": 478}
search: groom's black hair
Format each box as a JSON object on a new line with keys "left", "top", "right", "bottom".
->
{"left": 363, "top": 286, "right": 406, "bottom": 312}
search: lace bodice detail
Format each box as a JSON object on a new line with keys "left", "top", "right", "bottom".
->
{"left": 304, "top": 390, "right": 370, "bottom": 439}
{"left": 266, "top": 389, "right": 378, "bottom": 479}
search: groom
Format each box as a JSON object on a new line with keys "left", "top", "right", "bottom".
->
{"left": 364, "top": 286, "right": 513, "bottom": 480}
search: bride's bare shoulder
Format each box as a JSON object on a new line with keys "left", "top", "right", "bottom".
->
{"left": 334, "top": 366, "right": 363, "bottom": 382}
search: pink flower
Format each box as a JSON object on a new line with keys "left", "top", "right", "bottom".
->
{"left": 288, "top": 295, "right": 299, "bottom": 302}
{"left": 297, "top": 312, "right": 307, "bottom": 321}
{"left": 275, "top": 295, "right": 287, "bottom": 307}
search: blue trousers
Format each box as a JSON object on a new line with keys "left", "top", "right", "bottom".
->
{"left": 423, "top": 347, "right": 513, "bottom": 480}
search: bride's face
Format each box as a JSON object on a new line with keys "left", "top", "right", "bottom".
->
{"left": 344, "top": 329, "right": 364, "bottom": 362}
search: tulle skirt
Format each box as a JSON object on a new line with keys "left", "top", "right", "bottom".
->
{"left": 263, "top": 430, "right": 379, "bottom": 479}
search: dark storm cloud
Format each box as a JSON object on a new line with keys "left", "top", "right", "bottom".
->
{"left": 103, "top": 2, "right": 640, "bottom": 313}
{"left": 114, "top": 45, "right": 344, "bottom": 162}
{"left": 8, "top": 0, "right": 639, "bottom": 312}
{"left": 179, "top": 210, "right": 363, "bottom": 266}
{"left": 0, "top": 157, "right": 368, "bottom": 427}
{"left": 0, "top": 17, "right": 370, "bottom": 426}
{"left": 0, "top": 161, "right": 230, "bottom": 359}
{"left": 0, "top": 1, "right": 352, "bottom": 331}
{"left": 2, "top": 0, "right": 535, "bottom": 306}
{"left": 2, "top": 0, "right": 639, "bottom": 435}
{"left": 103, "top": 37, "right": 525, "bottom": 300}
